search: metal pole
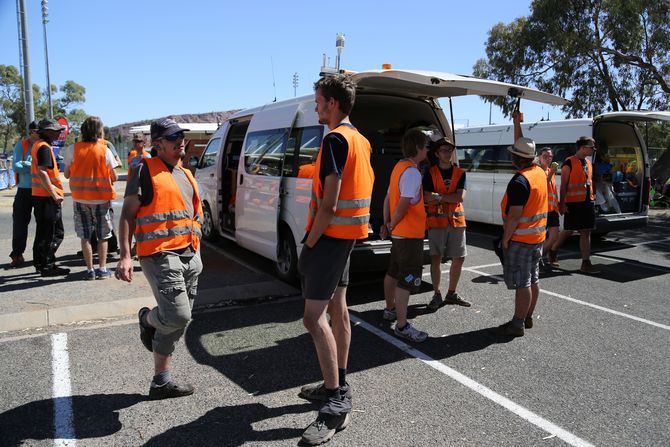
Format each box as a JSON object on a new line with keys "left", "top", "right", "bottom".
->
{"left": 41, "top": 0, "right": 53, "bottom": 119}
{"left": 17, "top": 0, "right": 35, "bottom": 132}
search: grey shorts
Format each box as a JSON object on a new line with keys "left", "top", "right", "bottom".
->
{"left": 299, "top": 235, "right": 355, "bottom": 300}
{"left": 503, "top": 241, "right": 542, "bottom": 290}
{"left": 73, "top": 201, "right": 114, "bottom": 240}
{"left": 428, "top": 227, "right": 467, "bottom": 258}
{"left": 387, "top": 238, "right": 424, "bottom": 292}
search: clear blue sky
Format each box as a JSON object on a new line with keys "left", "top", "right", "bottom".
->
{"left": 0, "top": 0, "right": 567, "bottom": 128}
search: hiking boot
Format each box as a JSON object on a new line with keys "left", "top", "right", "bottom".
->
{"left": 138, "top": 307, "right": 155, "bottom": 352}
{"left": 40, "top": 266, "right": 70, "bottom": 277}
{"left": 547, "top": 250, "right": 559, "bottom": 268}
{"left": 96, "top": 268, "right": 113, "bottom": 280}
{"left": 394, "top": 322, "right": 428, "bottom": 342}
{"left": 382, "top": 308, "right": 397, "bottom": 321}
{"left": 580, "top": 260, "right": 601, "bottom": 275}
{"left": 443, "top": 292, "right": 471, "bottom": 307}
{"left": 427, "top": 292, "right": 443, "bottom": 311}
{"left": 84, "top": 270, "right": 96, "bottom": 281}
{"left": 490, "top": 321, "right": 524, "bottom": 337}
{"left": 524, "top": 316, "right": 533, "bottom": 329}
{"left": 9, "top": 255, "right": 24, "bottom": 268}
{"left": 148, "top": 381, "right": 194, "bottom": 400}
{"left": 301, "top": 412, "right": 351, "bottom": 446}
{"left": 299, "top": 382, "right": 352, "bottom": 402}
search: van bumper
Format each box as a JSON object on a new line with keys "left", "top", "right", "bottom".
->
{"left": 595, "top": 213, "right": 648, "bottom": 234}
{"left": 350, "top": 239, "right": 431, "bottom": 272}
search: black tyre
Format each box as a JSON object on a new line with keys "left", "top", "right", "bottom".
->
{"left": 275, "top": 227, "right": 298, "bottom": 284}
{"left": 202, "top": 203, "right": 218, "bottom": 241}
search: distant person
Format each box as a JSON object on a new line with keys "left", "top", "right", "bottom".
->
{"left": 492, "top": 111, "right": 547, "bottom": 337}
{"left": 127, "top": 133, "right": 150, "bottom": 177}
{"left": 31, "top": 119, "right": 69, "bottom": 277}
{"left": 424, "top": 134, "right": 471, "bottom": 310}
{"left": 115, "top": 118, "right": 202, "bottom": 401}
{"left": 536, "top": 147, "right": 560, "bottom": 271}
{"left": 298, "top": 75, "right": 374, "bottom": 446}
{"left": 548, "top": 137, "right": 600, "bottom": 274}
{"left": 380, "top": 127, "right": 429, "bottom": 342}
{"left": 9, "top": 121, "right": 39, "bottom": 268}
{"left": 63, "top": 116, "right": 118, "bottom": 280}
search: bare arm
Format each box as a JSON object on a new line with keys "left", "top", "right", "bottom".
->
{"left": 513, "top": 111, "right": 523, "bottom": 141}
{"left": 502, "top": 204, "right": 523, "bottom": 249}
{"left": 115, "top": 195, "right": 141, "bottom": 282}
{"left": 37, "top": 166, "right": 64, "bottom": 203}
{"left": 63, "top": 163, "right": 71, "bottom": 179}
{"left": 304, "top": 173, "right": 341, "bottom": 248}
{"left": 389, "top": 197, "right": 411, "bottom": 231}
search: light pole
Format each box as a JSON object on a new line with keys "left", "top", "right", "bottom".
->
{"left": 292, "top": 72, "right": 299, "bottom": 97}
{"left": 41, "top": 0, "right": 53, "bottom": 118}
{"left": 16, "top": 0, "right": 35, "bottom": 131}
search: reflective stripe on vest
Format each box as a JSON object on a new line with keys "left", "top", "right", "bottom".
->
{"left": 306, "top": 124, "right": 374, "bottom": 239}
{"left": 30, "top": 140, "right": 63, "bottom": 197}
{"left": 425, "top": 164, "right": 466, "bottom": 228}
{"left": 501, "top": 165, "right": 548, "bottom": 244}
{"left": 565, "top": 156, "right": 594, "bottom": 202}
{"left": 545, "top": 167, "right": 559, "bottom": 213}
{"left": 389, "top": 160, "right": 426, "bottom": 239}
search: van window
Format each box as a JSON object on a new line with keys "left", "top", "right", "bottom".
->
{"left": 493, "top": 146, "right": 516, "bottom": 173}
{"left": 200, "top": 138, "right": 221, "bottom": 168}
{"left": 459, "top": 146, "right": 498, "bottom": 172}
{"left": 244, "top": 128, "right": 288, "bottom": 177}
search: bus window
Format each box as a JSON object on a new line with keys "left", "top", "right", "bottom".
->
{"left": 459, "top": 146, "right": 498, "bottom": 172}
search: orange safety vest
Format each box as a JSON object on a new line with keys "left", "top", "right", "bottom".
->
{"left": 565, "top": 156, "right": 595, "bottom": 202}
{"left": 426, "top": 164, "right": 466, "bottom": 228}
{"left": 14, "top": 140, "right": 30, "bottom": 184}
{"left": 306, "top": 125, "right": 374, "bottom": 240}
{"left": 30, "top": 140, "right": 63, "bottom": 198}
{"left": 128, "top": 150, "right": 150, "bottom": 177}
{"left": 135, "top": 157, "right": 204, "bottom": 257}
{"left": 501, "top": 165, "right": 548, "bottom": 244}
{"left": 545, "top": 166, "right": 559, "bottom": 213}
{"left": 69, "top": 140, "right": 117, "bottom": 202}
{"left": 389, "top": 159, "right": 426, "bottom": 239}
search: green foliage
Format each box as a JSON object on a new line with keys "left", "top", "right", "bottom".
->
{"left": 474, "top": 0, "right": 670, "bottom": 118}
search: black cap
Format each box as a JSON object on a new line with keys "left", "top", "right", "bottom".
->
{"left": 38, "top": 118, "right": 65, "bottom": 132}
{"left": 131, "top": 133, "right": 146, "bottom": 142}
{"left": 28, "top": 120, "right": 39, "bottom": 130}
{"left": 150, "top": 118, "right": 189, "bottom": 140}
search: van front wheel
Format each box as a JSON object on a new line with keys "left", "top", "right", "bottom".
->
{"left": 202, "top": 203, "right": 218, "bottom": 241}
{"left": 275, "top": 228, "right": 298, "bottom": 284}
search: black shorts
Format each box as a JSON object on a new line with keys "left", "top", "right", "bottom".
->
{"left": 564, "top": 202, "right": 596, "bottom": 231}
{"left": 387, "top": 238, "right": 424, "bottom": 292}
{"left": 299, "top": 235, "right": 355, "bottom": 300}
{"left": 547, "top": 211, "right": 560, "bottom": 228}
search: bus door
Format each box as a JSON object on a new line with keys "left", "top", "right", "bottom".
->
{"left": 235, "top": 103, "right": 300, "bottom": 260}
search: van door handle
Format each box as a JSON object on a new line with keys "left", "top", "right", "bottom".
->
{"left": 239, "top": 174, "right": 243, "bottom": 185}
{"left": 209, "top": 173, "right": 214, "bottom": 177}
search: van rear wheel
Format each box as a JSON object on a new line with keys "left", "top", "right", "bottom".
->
{"left": 202, "top": 203, "right": 218, "bottom": 241}
{"left": 275, "top": 227, "right": 298, "bottom": 284}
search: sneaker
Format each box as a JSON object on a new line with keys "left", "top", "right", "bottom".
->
{"left": 443, "top": 292, "right": 471, "bottom": 307}
{"left": 547, "top": 249, "right": 559, "bottom": 268}
{"left": 96, "top": 268, "right": 113, "bottom": 280}
{"left": 148, "top": 381, "right": 194, "bottom": 400}
{"left": 490, "top": 321, "right": 524, "bottom": 337}
{"left": 301, "top": 412, "right": 351, "bottom": 446}
{"left": 84, "top": 270, "right": 96, "bottom": 281}
{"left": 524, "top": 316, "right": 533, "bottom": 329}
{"left": 9, "top": 255, "right": 24, "bottom": 268}
{"left": 427, "top": 292, "right": 443, "bottom": 311}
{"left": 394, "top": 322, "right": 428, "bottom": 342}
{"left": 382, "top": 308, "right": 397, "bottom": 321}
{"left": 299, "top": 382, "right": 352, "bottom": 402}
{"left": 138, "top": 307, "right": 155, "bottom": 352}
{"left": 40, "top": 266, "right": 70, "bottom": 277}
{"left": 580, "top": 260, "right": 601, "bottom": 275}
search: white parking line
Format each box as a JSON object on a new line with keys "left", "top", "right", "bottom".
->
{"left": 351, "top": 316, "right": 595, "bottom": 447}
{"left": 463, "top": 267, "right": 670, "bottom": 331}
{"left": 52, "top": 333, "right": 76, "bottom": 446}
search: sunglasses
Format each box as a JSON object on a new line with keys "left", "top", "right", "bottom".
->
{"left": 164, "top": 131, "right": 185, "bottom": 141}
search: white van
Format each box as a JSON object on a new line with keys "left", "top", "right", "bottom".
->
{"left": 455, "top": 111, "right": 670, "bottom": 232}
{"left": 194, "top": 69, "right": 565, "bottom": 281}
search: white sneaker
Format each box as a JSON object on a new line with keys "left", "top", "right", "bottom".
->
{"left": 394, "top": 322, "right": 428, "bottom": 342}
{"left": 382, "top": 308, "right": 397, "bottom": 321}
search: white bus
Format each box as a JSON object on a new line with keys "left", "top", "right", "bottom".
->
{"left": 455, "top": 111, "right": 670, "bottom": 232}
{"left": 193, "top": 69, "right": 565, "bottom": 282}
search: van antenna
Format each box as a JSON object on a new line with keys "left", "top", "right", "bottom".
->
{"left": 270, "top": 56, "right": 277, "bottom": 102}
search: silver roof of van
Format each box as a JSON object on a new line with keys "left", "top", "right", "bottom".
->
{"left": 595, "top": 111, "right": 670, "bottom": 122}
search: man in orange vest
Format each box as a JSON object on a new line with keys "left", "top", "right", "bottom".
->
{"left": 379, "top": 127, "right": 430, "bottom": 343}
{"left": 548, "top": 137, "right": 600, "bottom": 274}
{"left": 298, "top": 75, "right": 374, "bottom": 446}
{"left": 31, "top": 119, "right": 70, "bottom": 277}
{"left": 63, "top": 116, "right": 118, "bottom": 280}
{"left": 9, "top": 121, "right": 39, "bottom": 268}
{"left": 424, "top": 134, "right": 471, "bottom": 310}
{"left": 492, "top": 111, "right": 547, "bottom": 337}
{"left": 537, "top": 147, "right": 560, "bottom": 272}
{"left": 127, "top": 133, "right": 150, "bottom": 177}
{"left": 115, "top": 118, "right": 203, "bottom": 401}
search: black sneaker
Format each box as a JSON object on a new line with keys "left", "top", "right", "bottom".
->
{"left": 138, "top": 307, "right": 155, "bottom": 352}
{"left": 301, "top": 412, "right": 351, "bottom": 446}
{"left": 299, "top": 382, "right": 352, "bottom": 402}
{"left": 524, "top": 316, "right": 533, "bottom": 329}
{"left": 490, "top": 321, "right": 524, "bottom": 337}
{"left": 148, "top": 381, "right": 194, "bottom": 400}
{"left": 443, "top": 292, "right": 471, "bottom": 307}
{"left": 40, "top": 266, "right": 70, "bottom": 277}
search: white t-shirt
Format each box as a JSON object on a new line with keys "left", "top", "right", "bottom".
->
{"left": 398, "top": 165, "right": 422, "bottom": 205}
{"left": 64, "top": 141, "right": 119, "bottom": 205}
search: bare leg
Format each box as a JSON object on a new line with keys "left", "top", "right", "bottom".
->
{"left": 81, "top": 239, "right": 93, "bottom": 270}
{"left": 543, "top": 227, "right": 559, "bottom": 255}
{"left": 552, "top": 230, "right": 572, "bottom": 252}
{"left": 579, "top": 230, "right": 591, "bottom": 261}
{"left": 394, "top": 287, "right": 411, "bottom": 327}
{"left": 327, "top": 287, "right": 350, "bottom": 369}
{"left": 513, "top": 286, "right": 532, "bottom": 321}
{"left": 430, "top": 255, "right": 442, "bottom": 294}
{"left": 98, "top": 239, "right": 108, "bottom": 269}
{"left": 154, "top": 352, "right": 172, "bottom": 376}
{"left": 527, "top": 282, "right": 540, "bottom": 317}
{"left": 303, "top": 298, "right": 338, "bottom": 389}
{"left": 384, "top": 274, "right": 397, "bottom": 310}
{"left": 448, "top": 257, "right": 465, "bottom": 291}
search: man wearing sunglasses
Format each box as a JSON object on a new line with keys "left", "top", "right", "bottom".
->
{"left": 116, "top": 118, "right": 204, "bottom": 400}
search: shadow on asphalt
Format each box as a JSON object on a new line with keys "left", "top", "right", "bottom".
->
{"left": 0, "top": 393, "right": 145, "bottom": 446}
{"left": 142, "top": 402, "right": 310, "bottom": 446}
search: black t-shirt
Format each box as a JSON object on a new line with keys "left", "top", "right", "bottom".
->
{"left": 504, "top": 173, "right": 531, "bottom": 214}
{"left": 562, "top": 157, "right": 594, "bottom": 204}
{"left": 36, "top": 145, "right": 54, "bottom": 169}
{"left": 423, "top": 165, "right": 467, "bottom": 193}
{"left": 319, "top": 126, "right": 350, "bottom": 186}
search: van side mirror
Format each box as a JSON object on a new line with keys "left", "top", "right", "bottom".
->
{"left": 188, "top": 157, "right": 199, "bottom": 170}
